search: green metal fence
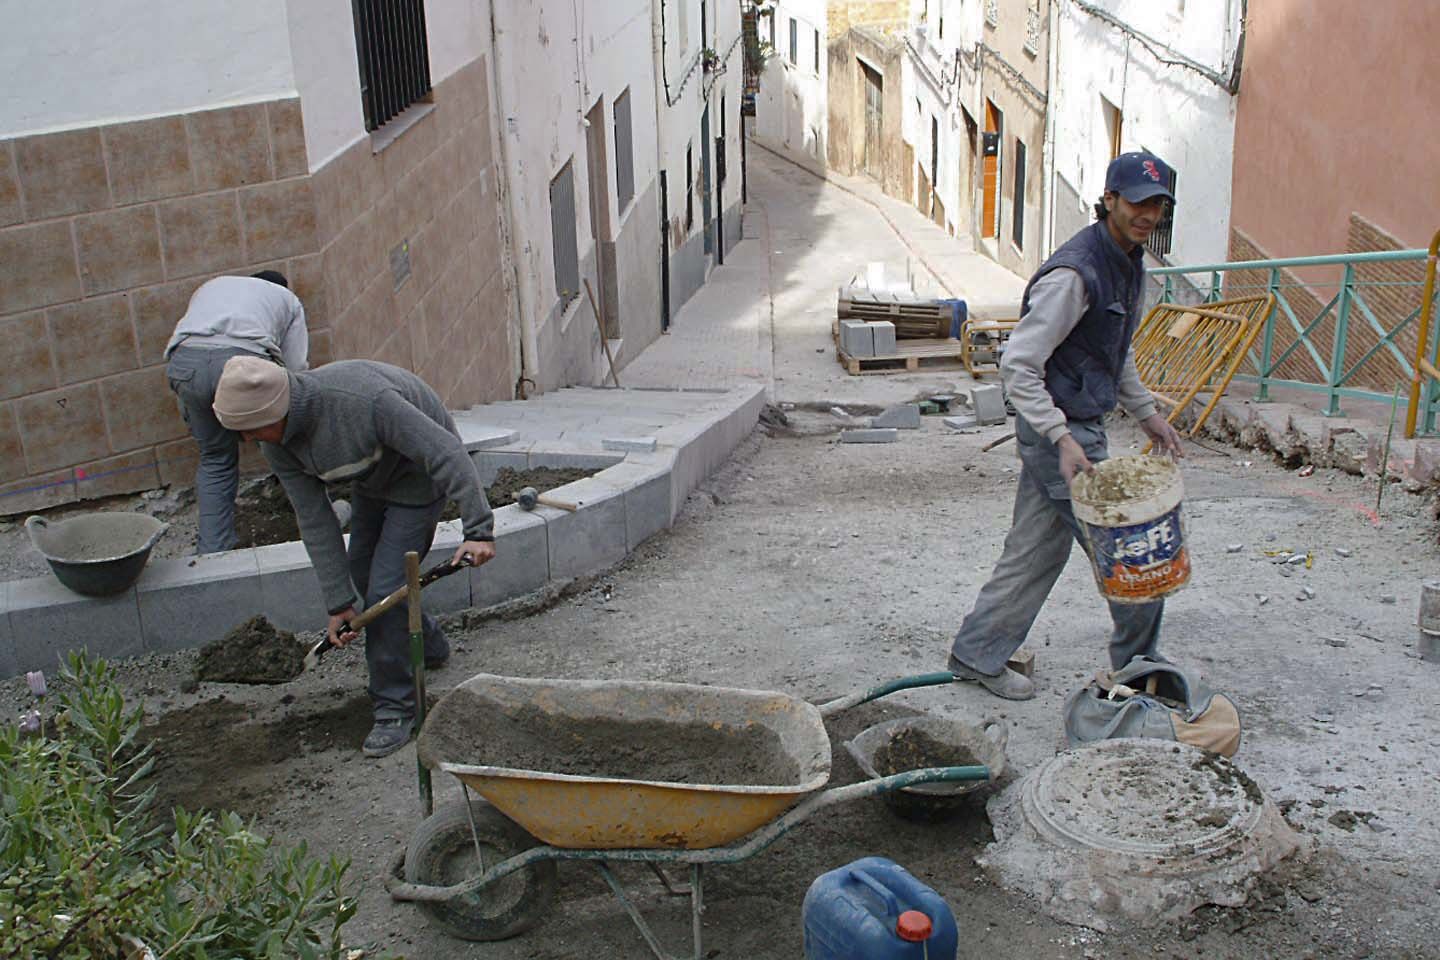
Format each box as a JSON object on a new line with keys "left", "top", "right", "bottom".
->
{"left": 1150, "top": 246, "right": 1440, "bottom": 436}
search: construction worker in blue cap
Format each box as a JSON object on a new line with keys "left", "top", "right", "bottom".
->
{"left": 946, "top": 151, "right": 1185, "bottom": 700}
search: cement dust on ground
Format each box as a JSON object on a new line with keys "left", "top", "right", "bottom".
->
{"left": 5, "top": 411, "right": 1439, "bottom": 959}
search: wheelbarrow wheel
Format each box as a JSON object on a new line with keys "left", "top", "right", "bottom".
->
{"left": 404, "top": 798, "right": 557, "bottom": 941}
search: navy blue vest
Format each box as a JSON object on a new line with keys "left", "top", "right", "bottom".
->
{"left": 1020, "top": 220, "right": 1146, "bottom": 421}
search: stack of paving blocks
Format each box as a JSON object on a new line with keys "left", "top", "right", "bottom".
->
{"left": 839, "top": 319, "right": 897, "bottom": 358}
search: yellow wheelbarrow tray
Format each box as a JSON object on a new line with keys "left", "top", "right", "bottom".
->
{"left": 386, "top": 671, "right": 989, "bottom": 955}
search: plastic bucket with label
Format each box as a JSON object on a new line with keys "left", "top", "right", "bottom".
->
{"left": 1071, "top": 455, "right": 1189, "bottom": 604}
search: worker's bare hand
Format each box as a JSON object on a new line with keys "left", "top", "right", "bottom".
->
{"left": 1058, "top": 435, "right": 1095, "bottom": 485}
{"left": 1140, "top": 414, "right": 1185, "bottom": 460}
{"left": 328, "top": 607, "right": 360, "bottom": 647}
{"left": 453, "top": 540, "right": 495, "bottom": 568}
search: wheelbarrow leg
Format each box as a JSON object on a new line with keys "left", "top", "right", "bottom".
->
{"left": 595, "top": 861, "right": 705, "bottom": 960}
{"left": 646, "top": 862, "right": 693, "bottom": 896}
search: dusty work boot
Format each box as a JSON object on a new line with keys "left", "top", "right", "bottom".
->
{"left": 947, "top": 654, "right": 1036, "bottom": 701}
{"left": 362, "top": 717, "right": 414, "bottom": 758}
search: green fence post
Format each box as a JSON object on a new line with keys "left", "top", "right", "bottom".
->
{"left": 1162, "top": 276, "right": 1173, "bottom": 304}
{"left": 1323, "top": 264, "right": 1355, "bottom": 417}
{"left": 1258, "top": 267, "right": 1281, "bottom": 402}
{"left": 1210, "top": 269, "right": 1221, "bottom": 303}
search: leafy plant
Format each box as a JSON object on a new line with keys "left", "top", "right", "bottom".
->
{"left": 0, "top": 653, "right": 361, "bottom": 959}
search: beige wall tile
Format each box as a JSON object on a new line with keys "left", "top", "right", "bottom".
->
{"left": 0, "top": 311, "right": 57, "bottom": 400}
{"left": 49, "top": 294, "right": 140, "bottom": 384}
{"left": 267, "top": 99, "right": 309, "bottom": 179}
{"left": 154, "top": 436, "right": 199, "bottom": 487}
{"left": 307, "top": 327, "right": 333, "bottom": 367}
{"left": 187, "top": 104, "right": 273, "bottom": 191}
{"left": 0, "top": 141, "right": 22, "bottom": 227}
{"left": 15, "top": 128, "right": 111, "bottom": 220}
{"left": 75, "top": 448, "right": 160, "bottom": 501}
{"left": 322, "top": 206, "right": 386, "bottom": 318}
{"left": 312, "top": 140, "right": 381, "bottom": 245}
{"left": 16, "top": 382, "right": 110, "bottom": 473}
{"left": 100, "top": 366, "right": 186, "bottom": 450}
{"left": 159, "top": 192, "right": 242, "bottom": 279}
{"left": 0, "top": 402, "right": 23, "bottom": 482}
{"left": 240, "top": 178, "right": 317, "bottom": 262}
{"left": 130, "top": 276, "right": 209, "bottom": 364}
{"left": 379, "top": 109, "right": 440, "bottom": 191}
{"left": 103, "top": 116, "right": 194, "bottom": 206}
{"left": 0, "top": 471, "right": 77, "bottom": 513}
{"left": 372, "top": 325, "right": 414, "bottom": 373}
{"left": 0, "top": 220, "right": 81, "bottom": 314}
{"left": 75, "top": 206, "right": 163, "bottom": 295}
{"left": 286, "top": 253, "right": 328, "bottom": 331}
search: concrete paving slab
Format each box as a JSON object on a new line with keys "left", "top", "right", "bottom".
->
{"left": 0, "top": 581, "right": 17, "bottom": 679}
{"left": 592, "top": 461, "right": 675, "bottom": 550}
{"left": 256, "top": 540, "right": 327, "bottom": 632}
{"left": 541, "top": 477, "right": 628, "bottom": 579}
{"left": 9, "top": 575, "right": 144, "bottom": 672}
{"left": 454, "top": 424, "right": 520, "bottom": 452}
{"left": 840, "top": 428, "right": 899, "bottom": 443}
{"left": 602, "top": 436, "right": 659, "bottom": 453}
{"left": 870, "top": 320, "right": 897, "bottom": 355}
{"left": 972, "top": 385, "right": 1007, "bottom": 425}
{"left": 472, "top": 507, "right": 549, "bottom": 607}
{"left": 138, "top": 551, "right": 263, "bottom": 654}
{"left": 873, "top": 404, "right": 921, "bottom": 429}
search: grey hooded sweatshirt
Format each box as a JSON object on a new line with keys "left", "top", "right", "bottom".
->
{"left": 260, "top": 361, "right": 493, "bottom": 614}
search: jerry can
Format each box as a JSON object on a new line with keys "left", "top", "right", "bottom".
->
{"left": 802, "top": 856, "right": 957, "bottom": 959}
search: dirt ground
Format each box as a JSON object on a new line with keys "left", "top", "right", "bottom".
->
{"left": 5, "top": 410, "right": 1440, "bottom": 959}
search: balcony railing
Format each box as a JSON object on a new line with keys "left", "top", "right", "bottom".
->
{"left": 1150, "top": 237, "right": 1440, "bottom": 437}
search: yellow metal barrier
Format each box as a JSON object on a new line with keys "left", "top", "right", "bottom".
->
{"left": 1404, "top": 228, "right": 1440, "bottom": 438}
{"left": 1132, "top": 294, "right": 1277, "bottom": 438}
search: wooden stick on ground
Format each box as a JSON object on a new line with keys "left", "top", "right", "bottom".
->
{"left": 584, "top": 278, "right": 621, "bottom": 388}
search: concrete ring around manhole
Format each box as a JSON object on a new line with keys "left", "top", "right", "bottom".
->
{"left": 979, "top": 739, "right": 1309, "bottom": 930}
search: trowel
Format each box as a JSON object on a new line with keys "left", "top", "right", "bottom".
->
{"left": 300, "top": 556, "right": 471, "bottom": 673}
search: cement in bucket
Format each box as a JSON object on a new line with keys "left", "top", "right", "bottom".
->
{"left": 1071, "top": 455, "right": 1189, "bottom": 604}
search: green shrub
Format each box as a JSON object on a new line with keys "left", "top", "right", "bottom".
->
{"left": 1, "top": 653, "right": 359, "bottom": 959}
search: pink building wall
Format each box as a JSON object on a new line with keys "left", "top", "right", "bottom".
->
{"left": 1231, "top": 0, "right": 1439, "bottom": 258}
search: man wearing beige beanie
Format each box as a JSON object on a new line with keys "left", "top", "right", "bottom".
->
{"left": 165, "top": 271, "right": 307, "bottom": 554}
{"left": 214, "top": 356, "right": 496, "bottom": 758}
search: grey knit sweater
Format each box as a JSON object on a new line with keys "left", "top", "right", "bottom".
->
{"left": 261, "top": 361, "right": 493, "bottom": 613}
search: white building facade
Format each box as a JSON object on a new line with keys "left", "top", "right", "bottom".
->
{"left": 1047, "top": 0, "right": 1244, "bottom": 278}
{"left": 752, "top": 0, "right": 829, "bottom": 166}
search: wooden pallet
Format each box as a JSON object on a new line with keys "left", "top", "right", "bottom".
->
{"left": 837, "top": 296, "right": 952, "bottom": 339}
{"left": 836, "top": 338, "right": 968, "bottom": 375}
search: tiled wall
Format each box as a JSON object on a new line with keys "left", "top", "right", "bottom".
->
{"left": 0, "top": 54, "right": 515, "bottom": 517}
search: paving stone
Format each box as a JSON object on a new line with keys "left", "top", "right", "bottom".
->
{"left": 455, "top": 424, "right": 520, "bottom": 452}
{"left": 138, "top": 550, "right": 263, "bottom": 654}
{"left": 594, "top": 461, "right": 675, "bottom": 550}
{"left": 971, "top": 385, "right": 1007, "bottom": 425}
{"left": 872, "top": 404, "right": 921, "bottom": 429}
{"left": 870, "top": 320, "right": 897, "bottom": 355}
{"left": 1007, "top": 648, "right": 1036, "bottom": 678}
{"left": 602, "top": 436, "right": 659, "bottom": 453}
{"left": 541, "top": 478, "right": 628, "bottom": 579}
{"left": 8, "top": 575, "right": 144, "bottom": 672}
{"left": 840, "top": 319, "right": 874, "bottom": 357}
{"left": 472, "top": 507, "right": 549, "bottom": 607}
{"left": 840, "top": 428, "right": 899, "bottom": 444}
{"left": 256, "top": 539, "right": 328, "bottom": 632}
{"left": 943, "top": 415, "right": 979, "bottom": 430}
{"left": 528, "top": 449, "right": 625, "bottom": 471}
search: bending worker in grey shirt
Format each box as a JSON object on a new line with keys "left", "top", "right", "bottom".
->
{"left": 947, "top": 151, "right": 1185, "bottom": 701}
{"left": 212, "top": 356, "right": 496, "bottom": 758}
{"left": 164, "top": 271, "right": 307, "bottom": 554}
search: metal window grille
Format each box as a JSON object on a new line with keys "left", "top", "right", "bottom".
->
{"left": 614, "top": 89, "right": 635, "bottom": 212}
{"left": 549, "top": 161, "right": 580, "bottom": 306}
{"left": 351, "top": 0, "right": 432, "bottom": 133}
{"left": 1012, "top": 139, "right": 1026, "bottom": 250}
{"left": 789, "top": 18, "right": 797, "bottom": 64}
{"left": 1145, "top": 165, "right": 1178, "bottom": 259}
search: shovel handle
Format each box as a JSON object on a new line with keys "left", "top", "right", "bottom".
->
{"left": 306, "top": 557, "right": 471, "bottom": 666}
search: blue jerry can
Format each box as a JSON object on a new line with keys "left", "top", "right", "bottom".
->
{"left": 802, "top": 857, "right": 958, "bottom": 960}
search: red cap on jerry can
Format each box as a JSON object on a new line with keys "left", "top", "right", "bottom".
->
{"left": 896, "top": 909, "right": 933, "bottom": 942}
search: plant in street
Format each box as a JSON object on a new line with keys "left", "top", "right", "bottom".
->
{"left": 0, "top": 653, "right": 362, "bottom": 959}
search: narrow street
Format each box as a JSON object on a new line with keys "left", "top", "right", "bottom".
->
{"left": 13, "top": 145, "right": 1440, "bottom": 959}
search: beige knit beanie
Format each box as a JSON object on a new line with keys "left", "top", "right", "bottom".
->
{"left": 213, "top": 355, "right": 290, "bottom": 431}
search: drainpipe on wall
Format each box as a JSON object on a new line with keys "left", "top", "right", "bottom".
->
{"left": 488, "top": 0, "right": 540, "bottom": 395}
{"left": 1040, "top": 0, "right": 1060, "bottom": 258}
{"left": 652, "top": 0, "right": 672, "bottom": 332}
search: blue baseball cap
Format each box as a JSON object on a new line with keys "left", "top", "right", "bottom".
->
{"left": 1105, "top": 151, "right": 1176, "bottom": 205}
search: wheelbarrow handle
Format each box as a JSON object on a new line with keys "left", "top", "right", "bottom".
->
{"left": 816, "top": 671, "right": 959, "bottom": 718}
{"left": 304, "top": 557, "right": 470, "bottom": 669}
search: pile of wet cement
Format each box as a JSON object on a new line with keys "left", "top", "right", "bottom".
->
{"left": 194, "top": 615, "right": 306, "bottom": 685}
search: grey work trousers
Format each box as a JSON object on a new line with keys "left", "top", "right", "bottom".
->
{"left": 950, "top": 415, "right": 1163, "bottom": 676}
{"left": 166, "top": 345, "right": 257, "bottom": 554}
{"left": 348, "top": 493, "right": 450, "bottom": 721}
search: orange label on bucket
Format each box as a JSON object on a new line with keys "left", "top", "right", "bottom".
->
{"left": 1082, "top": 506, "right": 1191, "bottom": 602}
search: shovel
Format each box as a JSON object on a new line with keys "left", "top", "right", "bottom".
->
{"left": 301, "top": 556, "right": 471, "bottom": 673}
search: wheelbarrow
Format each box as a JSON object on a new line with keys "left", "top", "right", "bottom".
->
{"left": 385, "top": 670, "right": 988, "bottom": 957}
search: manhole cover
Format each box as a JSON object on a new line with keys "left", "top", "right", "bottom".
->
{"left": 981, "top": 739, "right": 1307, "bottom": 930}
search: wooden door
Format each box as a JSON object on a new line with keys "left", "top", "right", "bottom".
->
{"left": 982, "top": 100, "right": 1002, "bottom": 239}
{"left": 862, "top": 62, "right": 883, "bottom": 181}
